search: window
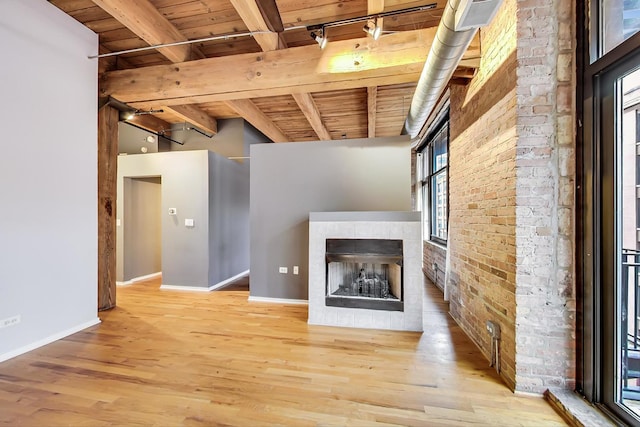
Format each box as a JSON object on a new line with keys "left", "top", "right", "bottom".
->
{"left": 419, "top": 111, "right": 449, "bottom": 244}
{"left": 592, "top": 0, "right": 640, "bottom": 60}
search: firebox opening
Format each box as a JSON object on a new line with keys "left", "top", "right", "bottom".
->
{"left": 325, "top": 239, "right": 404, "bottom": 312}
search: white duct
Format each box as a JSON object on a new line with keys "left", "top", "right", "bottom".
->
{"left": 402, "top": 0, "right": 503, "bottom": 138}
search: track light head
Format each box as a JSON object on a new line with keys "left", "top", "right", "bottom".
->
{"left": 310, "top": 30, "right": 328, "bottom": 49}
{"left": 363, "top": 18, "right": 382, "bottom": 40}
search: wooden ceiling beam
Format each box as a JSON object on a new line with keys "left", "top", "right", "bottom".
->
{"left": 90, "top": 0, "right": 204, "bottom": 62}
{"left": 368, "top": 0, "right": 385, "bottom": 14}
{"left": 102, "top": 28, "right": 481, "bottom": 106}
{"left": 227, "top": 0, "right": 288, "bottom": 140}
{"left": 92, "top": 0, "right": 218, "bottom": 137}
{"left": 367, "top": 86, "right": 377, "bottom": 138}
{"left": 226, "top": 99, "right": 289, "bottom": 143}
{"left": 125, "top": 114, "right": 172, "bottom": 134}
{"left": 292, "top": 93, "right": 331, "bottom": 141}
{"left": 229, "top": 0, "right": 286, "bottom": 52}
{"left": 163, "top": 105, "right": 218, "bottom": 135}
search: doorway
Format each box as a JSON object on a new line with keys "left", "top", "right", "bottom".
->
{"left": 122, "top": 176, "right": 162, "bottom": 282}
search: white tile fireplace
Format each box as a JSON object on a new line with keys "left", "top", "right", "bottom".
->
{"left": 308, "top": 211, "right": 423, "bottom": 331}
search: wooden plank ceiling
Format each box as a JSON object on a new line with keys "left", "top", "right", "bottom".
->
{"left": 50, "top": 0, "right": 479, "bottom": 142}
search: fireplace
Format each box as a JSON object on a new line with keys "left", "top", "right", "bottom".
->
{"left": 325, "top": 238, "right": 403, "bottom": 311}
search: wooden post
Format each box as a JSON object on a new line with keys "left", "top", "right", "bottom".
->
{"left": 98, "top": 104, "right": 118, "bottom": 311}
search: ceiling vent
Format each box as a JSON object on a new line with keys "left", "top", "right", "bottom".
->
{"left": 454, "top": 0, "right": 502, "bottom": 31}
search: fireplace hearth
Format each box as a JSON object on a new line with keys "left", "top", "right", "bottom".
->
{"left": 325, "top": 239, "right": 403, "bottom": 311}
{"left": 308, "top": 211, "right": 422, "bottom": 331}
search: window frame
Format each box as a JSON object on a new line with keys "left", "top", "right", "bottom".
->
{"left": 418, "top": 109, "right": 450, "bottom": 246}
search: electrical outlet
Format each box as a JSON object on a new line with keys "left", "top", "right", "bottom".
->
{"left": 0, "top": 315, "right": 21, "bottom": 329}
{"left": 293, "top": 266, "right": 299, "bottom": 275}
{"left": 486, "top": 320, "right": 501, "bottom": 339}
{"left": 279, "top": 267, "right": 288, "bottom": 274}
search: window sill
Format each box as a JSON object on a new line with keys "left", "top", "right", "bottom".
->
{"left": 545, "top": 389, "right": 617, "bottom": 427}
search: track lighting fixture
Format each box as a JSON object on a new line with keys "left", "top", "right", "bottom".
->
{"left": 363, "top": 18, "right": 382, "bottom": 40}
{"left": 310, "top": 30, "right": 327, "bottom": 49}
{"left": 305, "top": 4, "right": 436, "bottom": 49}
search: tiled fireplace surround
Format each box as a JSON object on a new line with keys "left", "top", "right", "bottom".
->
{"left": 308, "top": 211, "right": 423, "bottom": 331}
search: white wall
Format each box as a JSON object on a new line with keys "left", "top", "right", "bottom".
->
{"left": 0, "top": 0, "right": 99, "bottom": 361}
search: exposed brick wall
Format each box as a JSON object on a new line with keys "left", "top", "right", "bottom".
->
{"left": 448, "top": 0, "right": 519, "bottom": 390}
{"left": 513, "top": 0, "right": 576, "bottom": 392}
{"left": 444, "top": 0, "right": 576, "bottom": 393}
{"left": 423, "top": 241, "right": 447, "bottom": 291}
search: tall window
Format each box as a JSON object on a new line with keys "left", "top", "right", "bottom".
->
{"left": 419, "top": 111, "right": 449, "bottom": 244}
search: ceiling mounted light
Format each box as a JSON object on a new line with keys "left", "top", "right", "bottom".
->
{"left": 363, "top": 18, "right": 382, "bottom": 40}
{"left": 310, "top": 30, "right": 328, "bottom": 49}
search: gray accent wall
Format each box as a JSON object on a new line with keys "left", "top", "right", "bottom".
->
{"left": 0, "top": 1, "right": 99, "bottom": 361}
{"left": 161, "top": 118, "right": 269, "bottom": 158}
{"left": 208, "top": 154, "right": 250, "bottom": 285}
{"left": 123, "top": 177, "right": 162, "bottom": 280}
{"left": 117, "top": 151, "right": 249, "bottom": 288}
{"left": 250, "top": 137, "right": 412, "bottom": 300}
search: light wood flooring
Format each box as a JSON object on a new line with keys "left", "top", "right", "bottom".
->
{"left": 0, "top": 276, "right": 567, "bottom": 426}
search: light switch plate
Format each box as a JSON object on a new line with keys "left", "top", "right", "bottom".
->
{"left": 185, "top": 218, "right": 194, "bottom": 227}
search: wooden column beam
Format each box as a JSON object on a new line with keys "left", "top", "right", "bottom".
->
{"left": 98, "top": 105, "right": 118, "bottom": 311}
{"left": 163, "top": 105, "right": 218, "bottom": 135}
{"left": 367, "top": 86, "right": 377, "bottom": 138}
{"left": 226, "top": 99, "right": 289, "bottom": 143}
{"left": 292, "top": 93, "right": 331, "bottom": 141}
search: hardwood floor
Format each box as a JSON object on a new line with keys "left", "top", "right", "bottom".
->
{"left": 0, "top": 276, "right": 566, "bottom": 426}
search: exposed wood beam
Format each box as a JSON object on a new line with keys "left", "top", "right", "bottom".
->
{"left": 229, "top": 0, "right": 285, "bottom": 52}
{"left": 368, "top": 0, "right": 385, "bottom": 14}
{"left": 367, "top": 86, "right": 377, "bottom": 138}
{"left": 292, "top": 93, "right": 331, "bottom": 141}
{"left": 92, "top": 0, "right": 217, "bottom": 137}
{"left": 226, "top": 99, "right": 289, "bottom": 143}
{"left": 102, "top": 28, "right": 481, "bottom": 106}
{"left": 163, "top": 105, "right": 218, "bottom": 135}
{"left": 255, "top": 0, "right": 284, "bottom": 32}
{"left": 91, "top": 0, "right": 204, "bottom": 63}
{"left": 126, "top": 114, "right": 171, "bottom": 134}
{"left": 98, "top": 105, "right": 118, "bottom": 311}
{"left": 227, "top": 0, "right": 288, "bottom": 139}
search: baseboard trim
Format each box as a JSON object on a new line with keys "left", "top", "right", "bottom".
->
{"left": 0, "top": 317, "right": 101, "bottom": 363}
{"left": 160, "top": 270, "right": 250, "bottom": 292}
{"left": 209, "top": 270, "right": 250, "bottom": 291}
{"left": 118, "top": 272, "right": 162, "bottom": 287}
{"left": 160, "top": 284, "right": 211, "bottom": 292}
{"left": 248, "top": 296, "right": 308, "bottom": 305}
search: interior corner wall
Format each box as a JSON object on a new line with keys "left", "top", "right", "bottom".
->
{"left": 0, "top": 1, "right": 99, "bottom": 361}
{"left": 447, "top": 0, "right": 519, "bottom": 389}
{"left": 250, "top": 136, "right": 412, "bottom": 301}
{"left": 208, "top": 152, "right": 250, "bottom": 285}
